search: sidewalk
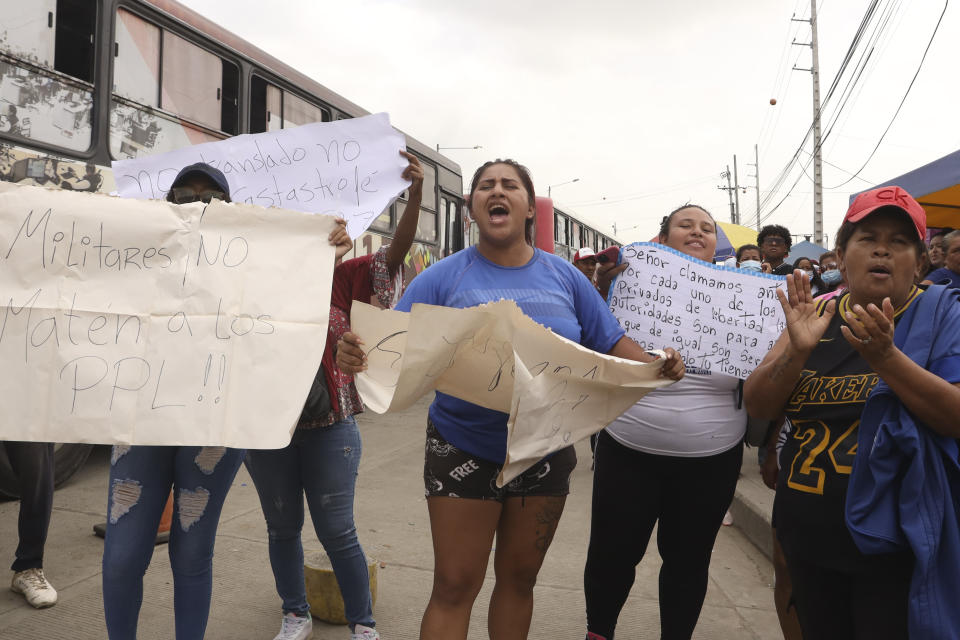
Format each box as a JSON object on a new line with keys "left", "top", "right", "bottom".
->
{"left": 0, "top": 397, "right": 781, "bottom": 639}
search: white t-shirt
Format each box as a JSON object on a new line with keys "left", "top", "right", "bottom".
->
{"left": 605, "top": 370, "right": 745, "bottom": 457}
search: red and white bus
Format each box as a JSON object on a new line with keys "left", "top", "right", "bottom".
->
{"left": 0, "top": 0, "right": 466, "bottom": 492}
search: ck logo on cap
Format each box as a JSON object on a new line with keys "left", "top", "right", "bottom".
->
{"left": 874, "top": 187, "right": 913, "bottom": 208}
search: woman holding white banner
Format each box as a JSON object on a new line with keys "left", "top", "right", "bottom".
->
{"left": 244, "top": 151, "right": 423, "bottom": 640}
{"left": 337, "top": 159, "right": 684, "bottom": 640}
{"left": 100, "top": 163, "right": 355, "bottom": 640}
{"left": 583, "top": 204, "right": 746, "bottom": 640}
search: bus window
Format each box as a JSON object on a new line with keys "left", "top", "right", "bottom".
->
{"left": 0, "top": 0, "right": 95, "bottom": 152}
{"left": 54, "top": 0, "right": 96, "bottom": 83}
{"left": 110, "top": 8, "right": 239, "bottom": 160}
{"left": 415, "top": 207, "right": 437, "bottom": 244}
{"left": 113, "top": 9, "right": 159, "bottom": 107}
{"left": 161, "top": 32, "right": 225, "bottom": 131}
{"left": 555, "top": 213, "right": 568, "bottom": 247}
{"left": 369, "top": 204, "right": 392, "bottom": 233}
{"left": 283, "top": 92, "right": 329, "bottom": 128}
{"left": 250, "top": 76, "right": 329, "bottom": 133}
{"left": 420, "top": 162, "right": 437, "bottom": 212}
{"left": 266, "top": 82, "right": 282, "bottom": 131}
{"left": 571, "top": 222, "right": 581, "bottom": 250}
{"left": 0, "top": 1, "right": 94, "bottom": 80}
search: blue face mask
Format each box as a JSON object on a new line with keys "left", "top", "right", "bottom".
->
{"left": 740, "top": 260, "right": 762, "bottom": 272}
{"left": 821, "top": 269, "right": 842, "bottom": 285}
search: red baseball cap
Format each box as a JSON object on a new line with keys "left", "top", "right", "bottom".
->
{"left": 573, "top": 247, "right": 597, "bottom": 262}
{"left": 844, "top": 186, "right": 925, "bottom": 240}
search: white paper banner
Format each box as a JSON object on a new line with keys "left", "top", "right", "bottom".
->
{"left": 111, "top": 113, "right": 409, "bottom": 239}
{"left": 351, "top": 300, "right": 675, "bottom": 485}
{"left": 0, "top": 183, "right": 335, "bottom": 448}
{"left": 609, "top": 243, "right": 787, "bottom": 378}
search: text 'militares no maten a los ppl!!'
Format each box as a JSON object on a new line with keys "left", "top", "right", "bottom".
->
{"left": 0, "top": 182, "right": 339, "bottom": 448}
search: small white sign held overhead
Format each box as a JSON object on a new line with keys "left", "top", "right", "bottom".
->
{"left": 112, "top": 113, "right": 410, "bottom": 239}
{"left": 608, "top": 243, "right": 787, "bottom": 378}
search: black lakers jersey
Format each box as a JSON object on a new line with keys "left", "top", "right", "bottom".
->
{"left": 774, "top": 287, "right": 921, "bottom": 569}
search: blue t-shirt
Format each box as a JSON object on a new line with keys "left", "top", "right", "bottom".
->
{"left": 925, "top": 267, "right": 960, "bottom": 289}
{"left": 395, "top": 246, "right": 625, "bottom": 462}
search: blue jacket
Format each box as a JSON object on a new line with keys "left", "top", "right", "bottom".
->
{"left": 846, "top": 284, "right": 960, "bottom": 640}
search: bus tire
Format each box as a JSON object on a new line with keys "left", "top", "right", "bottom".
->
{"left": 0, "top": 443, "right": 94, "bottom": 498}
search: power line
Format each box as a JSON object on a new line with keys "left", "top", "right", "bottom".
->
{"left": 755, "top": 0, "right": 902, "bottom": 227}
{"left": 757, "top": 0, "right": 884, "bottom": 218}
{"left": 827, "top": 0, "right": 949, "bottom": 189}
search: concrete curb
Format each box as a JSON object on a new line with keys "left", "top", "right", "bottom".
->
{"left": 730, "top": 454, "right": 775, "bottom": 560}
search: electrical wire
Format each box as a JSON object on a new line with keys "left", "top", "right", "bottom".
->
{"left": 826, "top": 0, "right": 949, "bottom": 188}
{"left": 756, "top": 0, "right": 884, "bottom": 220}
{"left": 755, "top": 0, "right": 900, "bottom": 226}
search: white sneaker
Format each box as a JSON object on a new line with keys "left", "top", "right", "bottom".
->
{"left": 11, "top": 568, "right": 58, "bottom": 608}
{"left": 273, "top": 612, "right": 313, "bottom": 640}
{"left": 351, "top": 624, "right": 380, "bottom": 640}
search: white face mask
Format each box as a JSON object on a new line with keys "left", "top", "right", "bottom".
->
{"left": 804, "top": 269, "right": 815, "bottom": 278}
{"left": 740, "top": 260, "right": 762, "bottom": 272}
{"left": 822, "top": 269, "right": 843, "bottom": 285}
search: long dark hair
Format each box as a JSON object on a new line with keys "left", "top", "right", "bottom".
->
{"left": 468, "top": 159, "right": 536, "bottom": 246}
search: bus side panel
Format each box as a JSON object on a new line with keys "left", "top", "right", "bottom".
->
{"left": 352, "top": 230, "right": 442, "bottom": 288}
{"left": 535, "top": 196, "right": 555, "bottom": 254}
{"left": 0, "top": 143, "right": 113, "bottom": 192}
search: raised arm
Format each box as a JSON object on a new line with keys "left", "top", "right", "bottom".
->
{"left": 329, "top": 217, "right": 353, "bottom": 265}
{"left": 385, "top": 151, "right": 424, "bottom": 277}
{"left": 744, "top": 271, "right": 836, "bottom": 419}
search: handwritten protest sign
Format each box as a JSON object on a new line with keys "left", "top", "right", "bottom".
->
{"left": 352, "top": 300, "right": 674, "bottom": 485}
{"left": 608, "top": 242, "right": 787, "bottom": 379}
{"left": 112, "top": 113, "right": 409, "bottom": 240}
{"left": 0, "top": 183, "right": 336, "bottom": 447}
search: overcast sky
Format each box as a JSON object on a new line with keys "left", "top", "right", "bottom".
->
{"left": 184, "top": 0, "right": 960, "bottom": 247}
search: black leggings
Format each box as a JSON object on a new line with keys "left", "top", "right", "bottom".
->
{"left": 584, "top": 431, "right": 743, "bottom": 640}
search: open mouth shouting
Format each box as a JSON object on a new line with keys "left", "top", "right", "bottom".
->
{"left": 867, "top": 263, "right": 892, "bottom": 279}
{"left": 488, "top": 202, "right": 510, "bottom": 224}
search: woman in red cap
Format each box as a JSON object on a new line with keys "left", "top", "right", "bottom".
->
{"left": 744, "top": 186, "right": 960, "bottom": 639}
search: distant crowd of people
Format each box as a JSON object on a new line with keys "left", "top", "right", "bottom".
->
{"left": 4, "top": 156, "right": 959, "bottom": 640}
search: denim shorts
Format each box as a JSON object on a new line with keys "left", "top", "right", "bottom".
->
{"left": 423, "top": 419, "right": 577, "bottom": 501}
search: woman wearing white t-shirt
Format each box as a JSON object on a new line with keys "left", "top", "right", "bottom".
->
{"left": 583, "top": 205, "right": 746, "bottom": 640}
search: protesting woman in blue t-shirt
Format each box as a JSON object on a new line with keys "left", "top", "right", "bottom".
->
{"left": 337, "top": 159, "right": 685, "bottom": 639}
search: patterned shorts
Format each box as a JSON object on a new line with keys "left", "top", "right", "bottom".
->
{"left": 423, "top": 419, "right": 577, "bottom": 501}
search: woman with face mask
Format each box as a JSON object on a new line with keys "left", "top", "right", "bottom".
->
{"left": 736, "top": 244, "right": 763, "bottom": 272}
{"left": 793, "top": 257, "right": 825, "bottom": 297}
{"left": 818, "top": 251, "right": 845, "bottom": 297}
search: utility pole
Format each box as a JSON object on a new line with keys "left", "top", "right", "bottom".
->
{"left": 733, "top": 154, "right": 741, "bottom": 225}
{"left": 719, "top": 166, "right": 736, "bottom": 223}
{"left": 792, "top": 0, "right": 824, "bottom": 245}
{"left": 747, "top": 143, "right": 761, "bottom": 230}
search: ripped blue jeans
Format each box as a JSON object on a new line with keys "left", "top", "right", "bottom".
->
{"left": 245, "top": 416, "right": 374, "bottom": 628}
{"left": 102, "top": 445, "right": 244, "bottom": 640}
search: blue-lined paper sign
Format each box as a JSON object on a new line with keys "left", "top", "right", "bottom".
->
{"left": 608, "top": 243, "right": 787, "bottom": 378}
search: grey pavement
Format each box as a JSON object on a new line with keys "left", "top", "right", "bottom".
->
{"left": 0, "top": 396, "right": 781, "bottom": 639}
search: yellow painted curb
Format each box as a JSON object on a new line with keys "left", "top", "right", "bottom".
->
{"left": 304, "top": 553, "right": 378, "bottom": 624}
